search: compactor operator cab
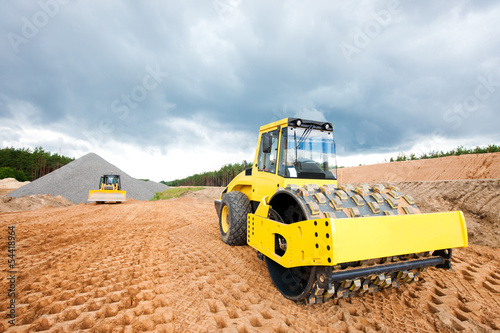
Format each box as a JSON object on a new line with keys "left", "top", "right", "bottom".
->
{"left": 257, "top": 119, "right": 337, "bottom": 180}
{"left": 99, "top": 174, "right": 121, "bottom": 191}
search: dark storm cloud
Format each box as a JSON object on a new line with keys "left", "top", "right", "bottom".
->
{"left": 1, "top": 0, "right": 499, "bottom": 161}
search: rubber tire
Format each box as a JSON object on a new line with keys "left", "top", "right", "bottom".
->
{"left": 219, "top": 191, "right": 251, "bottom": 246}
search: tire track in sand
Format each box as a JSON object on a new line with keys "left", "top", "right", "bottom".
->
{"left": 0, "top": 194, "right": 499, "bottom": 332}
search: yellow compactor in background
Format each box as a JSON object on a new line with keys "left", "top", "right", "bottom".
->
{"left": 214, "top": 118, "right": 468, "bottom": 304}
{"left": 88, "top": 174, "right": 126, "bottom": 204}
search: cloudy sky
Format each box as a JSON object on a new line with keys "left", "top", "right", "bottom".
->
{"left": 1, "top": 1, "right": 499, "bottom": 182}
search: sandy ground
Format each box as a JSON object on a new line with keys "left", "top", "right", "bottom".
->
{"left": 1, "top": 178, "right": 73, "bottom": 213}
{"left": 0, "top": 195, "right": 74, "bottom": 213}
{"left": 0, "top": 178, "right": 29, "bottom": 198}
{"left": 339, "top": 152, "right": 500, "bottom": 183}
{"left": 0, "top": 154, "right": 499, "bottom": 332}
{"left": 0, "top": 190, "right": 13, "bottom": 197}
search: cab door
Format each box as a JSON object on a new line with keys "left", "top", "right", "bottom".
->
{"left": 254, "top": 129, "right": 282, "bottom": 202}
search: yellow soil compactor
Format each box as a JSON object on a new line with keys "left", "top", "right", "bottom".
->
{"left": 88, "top": 174, "right": 126, "bottom": 204}
{"left": 214, "top": 118, "right": 468, "bottom": 304}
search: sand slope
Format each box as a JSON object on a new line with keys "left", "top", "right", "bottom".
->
{"left": 346, "top": 179, "right": 499, "bottom": 248}
{"left": 0, "top": 195, "right": 73, "bottom": 213}
{"left": 339, "top": 152, "right": 500, "bottom": 183}
{"left": 0, "top": 178, "right": 29, "bottom": 197}
{"left": 394, "top": 179, "right": 499, "bottom": 248}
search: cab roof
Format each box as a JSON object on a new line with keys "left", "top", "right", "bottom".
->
{"left": 259, "top": 118, "right": 333, "bottom": 132}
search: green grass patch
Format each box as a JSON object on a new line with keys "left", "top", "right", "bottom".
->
{"left": 151, "top": 187, "right": 204, "bottom": 200}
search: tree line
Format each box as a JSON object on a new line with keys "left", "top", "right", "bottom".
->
{"left": 0, "top": 147, "right": 74, "bottom": 182}
{"left": 389, "top": 144, "right": 499, "bottom": 162}
{"left": 163, "top": 162, "right": 252, "bottom": 187}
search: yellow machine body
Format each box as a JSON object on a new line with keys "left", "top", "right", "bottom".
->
{"left": 215, "top": 117, "right": 468, "bottom": 304}
{"left": 88, "top": 174, "right": 126, "bottom": 203}
{"left": 88, "top": 189, "right": 126, "bottom": 202}
{"left": 248, "top": 197, "right": 467, "bottom": 268}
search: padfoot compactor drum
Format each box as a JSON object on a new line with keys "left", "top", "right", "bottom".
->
{"left": 214, "top": 118, "right": 468, "bottom": 304}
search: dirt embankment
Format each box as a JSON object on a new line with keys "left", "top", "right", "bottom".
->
{"left": 347, "top": 179, "right": 499, "bottom": 248}
{"left": 393, "top": 180, "right": 499, "bottom": 248}
{"left": 341, "top": 153, "right": 500, "bottom": 247}
{"left": 0, "top": 195, "right": 74, "bottom": 213}
{"left": 179, "top": 187, "right": 224, "bottom": 201}
{"left": 1, "top": 177, "right": 74, "bottom": 213}
{"left": 0, "top": 178, "right": 29, "bottom": 197}
{"left": 339, "top": 152, "right": 500, "bottom": 183}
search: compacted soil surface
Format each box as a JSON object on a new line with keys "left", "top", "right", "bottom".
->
{"left": 0, "top": 154, "right": 499, "bottom": 332}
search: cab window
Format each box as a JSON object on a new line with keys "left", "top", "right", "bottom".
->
{"left": 257, "top": 129, "right": 279, "bottom": 174}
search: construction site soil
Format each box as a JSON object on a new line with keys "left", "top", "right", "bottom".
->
{"left": 0, "top": 178, "right": 30, "bottom": 198}
{"left": 0, "top": 154, "right": 499, "bottom": 332}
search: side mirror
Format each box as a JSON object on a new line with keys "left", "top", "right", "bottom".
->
{"left": 262, "top": 133, "right": 272, "bottom": 154}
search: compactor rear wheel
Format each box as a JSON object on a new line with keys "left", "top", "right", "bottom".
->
{"left": 219, "top": 191, "right": 251, "bottom": 246}
{"left": 264, "top": 183, "right": 441, "bottom": 304}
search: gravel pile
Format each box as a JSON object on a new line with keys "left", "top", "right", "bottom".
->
{"left": 8, "top": 153, "right": 168, "bottom": 203}
{"left": 142, "top": 180, "right": 169, "bottom": 193}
